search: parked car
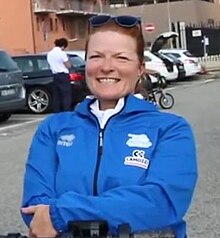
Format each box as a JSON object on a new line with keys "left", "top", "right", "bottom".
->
{"left": 159, "top": 49, "right": 202, "bottom": 77}
{"left": 149, "top": 31, "right": 186, "bottom": 80}
{"left": 12, "top": 53, "right": 90, "bottom": 114}
{"left": 156, "top": 52, "right": 186, "bottom": 80}
{"left": 0, "top": 49, "right": 26, "bottom": 122}
{"left": 144, "top": 50, "right": 179, "bottom": 81}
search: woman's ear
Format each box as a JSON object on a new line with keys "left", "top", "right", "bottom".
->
{"left": 138, "top": 62, "right": 145, "bottom": 79}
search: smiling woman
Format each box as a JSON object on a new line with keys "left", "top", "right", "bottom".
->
{"left": 21, "top": 15, "right": 198, "bottom": 238}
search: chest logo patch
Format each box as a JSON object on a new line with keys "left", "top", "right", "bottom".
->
{"left": 57, "top": 134, "right": 75, "bottom": 147}
{"left": 124, "top": 150, "right": 149, "bottom": 169}
{"left": 126, "top": 133, "right": 152, "bottom": 148}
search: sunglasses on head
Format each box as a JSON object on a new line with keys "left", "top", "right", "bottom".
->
{"left": 89, "top": 15, "right": 141, "bottom": 28}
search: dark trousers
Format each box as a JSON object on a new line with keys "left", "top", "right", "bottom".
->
{"left": 53, "top": 73, "right": 72, "bottom": 113}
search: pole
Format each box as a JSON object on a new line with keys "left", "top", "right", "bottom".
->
{"left": 30, "top": 0, "right": 36, "bottom": 53}
{"left": 203, "top": 35, "right": 207, "bottom": 57}
{"left": 167, "top": 0, "right": 171, "bottom": 31}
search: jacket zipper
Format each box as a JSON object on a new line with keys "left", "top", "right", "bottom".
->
{"left": 93, "top": 129, "right": 104, "bottom": 196}
{"left": 91, "top": 97, "right": 127, "bottom": 196}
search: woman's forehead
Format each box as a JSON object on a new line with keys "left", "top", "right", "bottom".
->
{"left": 88, "top": 31, "right": 137, "bottom": 51}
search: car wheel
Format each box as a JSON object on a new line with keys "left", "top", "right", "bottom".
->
{"left": 27, "top": 87, "right": 52, "bottom": 114}
{"left": 0, "top": 113, "right": 11, "bottom": 123}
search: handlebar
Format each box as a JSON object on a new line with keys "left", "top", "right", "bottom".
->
{"left": 0, "top": 221, "right": 132, "bottom": 238}
{"left": 0, "top": 220, "right": 176, "bottom": 238}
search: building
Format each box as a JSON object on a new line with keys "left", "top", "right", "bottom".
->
{"left": 109, "top": 0, "right": 220, "bottom": 52}
{"left": 1, "top": 0, "right": 220, "bottom": 55}
{"left": 0, "top": 0, "right": 110, "bottom": 55}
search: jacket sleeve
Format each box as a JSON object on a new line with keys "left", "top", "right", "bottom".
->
{"left": 21, "top": 116, "right": 58, "bottom": 226}
{"left": 22, "top": 116, "right": 198, "bottom": 234}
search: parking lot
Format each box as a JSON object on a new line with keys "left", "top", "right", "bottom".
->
{"left": 0, "top": 75, "right": 220, "bottom": 237}
{"left": 0, "top": 74, "right": 215, "bottom": 131}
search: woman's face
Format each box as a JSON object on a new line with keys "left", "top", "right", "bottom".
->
{"left": 86, "top": 30, "right": 144, "bottom": 110}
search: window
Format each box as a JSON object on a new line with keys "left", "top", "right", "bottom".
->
{"left": 36, "top": 17, "right": 40, "bottom": 31}
{"left": 77, "top": 18, "right": 86, "bottom": 38}
{"left": 55, "top": 18, "right": 58, "bottom": 31}
{"left": 68, "top": 55, "right": 85, "bottom": 67}
{"left": 0, "top": 51, "right": 19, "bottom": 71}
{"left": 36, "top": 57, "right": 50, "bottom": 70}
{"left": 62, "top": 19, "right": 66, "bottom": 31}
{"left": 166, "top": 53, "right": 180, "bottom": 58}
{"left": 14, "top": 58, "right": 34, "bottom": 73}
{"left": 50, "top": 18, "right": 53, "bottom": 31}
{"left": 144, "top": 55, "right": 152, "bottom": 62}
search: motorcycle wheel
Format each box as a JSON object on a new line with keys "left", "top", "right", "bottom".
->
{"left": 158, "top": 92, "right": 175, "bottom": 109}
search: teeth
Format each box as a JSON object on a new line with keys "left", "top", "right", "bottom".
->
{"left": 98, "top": 78, "right": 119, "bottom": 83}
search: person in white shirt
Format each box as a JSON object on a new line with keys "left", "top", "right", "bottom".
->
{"left": 47, "top": 38, "right": 72, "bottom": 112}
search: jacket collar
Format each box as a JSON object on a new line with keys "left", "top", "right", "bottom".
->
{"left": 75, "top": 94, "right": 158, "bottom": 117}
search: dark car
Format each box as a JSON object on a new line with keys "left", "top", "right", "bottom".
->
{"left": 12, "top": 53, "right": 90, "bottom": 114}
{"left": 0, "top": 49, "right": 26, "bottom": 122}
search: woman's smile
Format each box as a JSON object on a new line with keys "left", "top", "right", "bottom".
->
{"left": 97, "top": 77, "right": 120, "bottom": 84}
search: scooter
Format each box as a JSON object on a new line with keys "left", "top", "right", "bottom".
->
{"left": 139, "top": 73, "right": 175, "bottom": 110}
{"left": 0, "top": 221, "right": 131, "bottom": 238}
{"left": 0, "top": 220, "right": 176, "bottom": 238}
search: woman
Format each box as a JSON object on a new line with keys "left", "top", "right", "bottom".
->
{"left": 21, "top": 15, "right": 198, "bottom": 238}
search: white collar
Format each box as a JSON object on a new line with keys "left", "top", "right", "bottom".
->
{"left": 90, "top": 98, "right": 124, "bottom": 129}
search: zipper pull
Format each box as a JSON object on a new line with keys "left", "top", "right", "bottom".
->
{"left": 99, "top": 130, "right": 103, "bottom": 155}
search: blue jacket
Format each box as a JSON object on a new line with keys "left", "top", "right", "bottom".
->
{"left": 21, "top": 95, "right": 198, "bottom": 238}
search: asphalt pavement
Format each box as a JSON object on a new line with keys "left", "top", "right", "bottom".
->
{"left": 0, "top": 76, "right": 220, "bottom": 237}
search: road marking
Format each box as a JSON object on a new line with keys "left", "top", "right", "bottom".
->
{"left": 0, "top": 118, "right": 43, "bottom": 132}
{"left": 201, "top": 78, "right": 215, "bottom": 83}
{"left": 8, "top": 117, "right": 44, "bottom": 121}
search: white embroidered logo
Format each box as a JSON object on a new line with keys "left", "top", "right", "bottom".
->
{"left": 57, "top": 134, "right": 75, "bottom": 147}
{"left": 124, "top": 150, "right": 149, "bottom": 169}
{"left": 126, "top": 133, "right": 152, "bottom": 148}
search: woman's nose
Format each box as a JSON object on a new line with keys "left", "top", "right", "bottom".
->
{"left": 100, "top": 58, "right": 114, "bottom": 72}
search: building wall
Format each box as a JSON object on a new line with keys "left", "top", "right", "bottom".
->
{"left": 0, "top": 0, "right": 34, "bottom": 55}
{"left": 32, "top": 13, "right": 69, "bottom": 53}
{"left": 1, "top": 0, "right": 220, "bottom": 54}
{"left": 111, "top": 1, "right": 220, "bottom": 44}
{"left": 32, "top": 13, "right": 89, "bottom": 53}
{"left": 0, "top": 0, "right": 109, "bottom": 54}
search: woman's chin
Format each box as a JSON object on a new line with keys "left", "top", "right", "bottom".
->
{"left": 95, "top": 93, "right": 123, "bottom": 101}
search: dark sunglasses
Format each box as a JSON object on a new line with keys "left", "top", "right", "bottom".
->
{"left": 89, "top": 15, "right": 141, "bottom": 28}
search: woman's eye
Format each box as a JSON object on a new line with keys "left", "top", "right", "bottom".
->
{"left": 89, "top": 55, "right": 100, "bottom": 59}
{"left": 117, "top": 56, "right": 128, "bottom": 60}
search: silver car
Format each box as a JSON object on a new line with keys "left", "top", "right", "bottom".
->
{"left": 0, "top": 49, "right": 26, "bottom": 122}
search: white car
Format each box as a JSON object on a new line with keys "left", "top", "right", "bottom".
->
{"left": 159, "top": 49, "right": 202, "bottom": 77}
{"left": 144, "top": 50, "right": 178, "bottom": 81}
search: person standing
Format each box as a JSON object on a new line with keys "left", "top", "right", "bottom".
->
{"left": 47, "top": 38, "right": 72, "bottom": 113}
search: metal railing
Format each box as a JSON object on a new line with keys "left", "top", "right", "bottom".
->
{"left": 198, "top": 55, "right": 220, "bottom": 71}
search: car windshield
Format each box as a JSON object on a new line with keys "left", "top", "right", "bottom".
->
{"left": 68, "top": 55, "right": 85, "bottom": 67}
{"left": 0, "top": 51, "right": 19, "bottom": 71}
